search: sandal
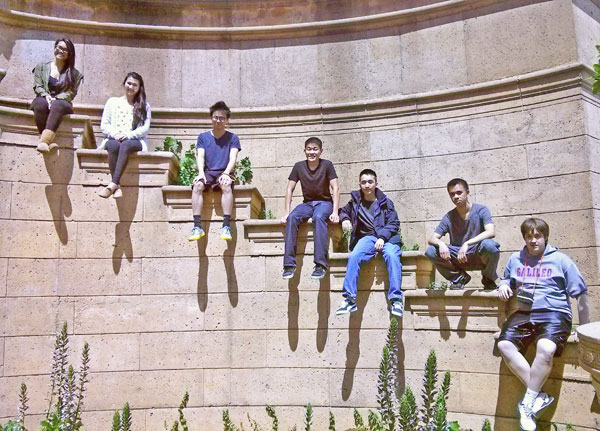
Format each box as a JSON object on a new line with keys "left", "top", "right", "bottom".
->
{"left": 97, "top": 183, "right": 118, "bottom": 199}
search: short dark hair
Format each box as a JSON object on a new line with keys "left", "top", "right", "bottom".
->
{"left": 304, "top": 137, "right": 322, "bottom": 149}
{"left": 210, "top": 101, "right": 231, "bottom": 118}
{"left": 359, "top": 168, "right": 377, "bottom": 181}
{"left": 447, "top": 178, "right": 469, "bottom": 191}
{"left": 521, "top": 217, "right": 550, "bottom": 241}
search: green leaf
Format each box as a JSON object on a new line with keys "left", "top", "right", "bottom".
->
{"left": 448, "top": 421, "right": 460, "bottom": 431}
{"left": 593, "top": 80, "right": 600, "bottom": 94}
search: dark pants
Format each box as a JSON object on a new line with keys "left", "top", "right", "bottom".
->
{"left": 425, "top": 239, "right": 500, "bottom": 282}
{"left": 30, "top": 96, "right": 73, "bottom": 133}
{"left": 105, "top": 139, "right": 142, "bottom": 185}
{"left": 283, "top": 201, "right": 333, "bottom": 268}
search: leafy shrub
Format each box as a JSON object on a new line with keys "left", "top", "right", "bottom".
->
{"left": 156, "top": 137, "right": 252, "bottom": 186}
{"left": 592, "top": 45, "right": 600, "bottom": 94}
{"left": 234, "top": 156, "right": 253, "bottom": 185}
{"left": 258, "top": 209, "right": 276, "bottom": 220}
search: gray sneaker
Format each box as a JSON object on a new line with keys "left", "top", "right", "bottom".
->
{"left": 188, "top": 226, "right": 205, "bottom": 241}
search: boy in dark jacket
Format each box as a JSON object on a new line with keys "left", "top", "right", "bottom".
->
{"left": 335, "top": 169, "right": 404, "bottom": 317}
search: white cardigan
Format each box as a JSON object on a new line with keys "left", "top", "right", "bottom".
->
{"left": 98, "top": 96, "right": 151, "bottom": 151}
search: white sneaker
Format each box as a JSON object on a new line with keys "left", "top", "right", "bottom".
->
{"left": 518, "top": 402, "right": 536, "bottom": 431}
{"left": 531, "top": 392, "right": 554, "bottom": 416}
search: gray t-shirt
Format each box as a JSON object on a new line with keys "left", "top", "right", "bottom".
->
{"left": 434, "top": 203, "right": 493, "bottom": 246}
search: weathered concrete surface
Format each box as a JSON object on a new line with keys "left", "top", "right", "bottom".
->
{"left": 1, "top": 1, "right": 600, "bottom": 429}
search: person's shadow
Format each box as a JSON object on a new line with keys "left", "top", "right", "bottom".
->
{"left": 196, "top": 190, "right": 238, "bottom": 311}
{"left": 111, "top": 169, "right": 140, "bottom": 274}
{"left": 287, "top": 225, "right": 308, "bottom": 351}
{"left": 43, "top": 126, "right": 76, "bottom": 245}
{"left": 341, "top": 264, "right": 377, "bottom": 401}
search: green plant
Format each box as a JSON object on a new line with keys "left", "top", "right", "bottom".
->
{"left": 258, "top": 209, "right": 275, "bottom": 220}
{"left": 592, "top": 45, "right": 600, "bottom": 94}
{"left": 155, "top": 136, "right": 182, "bottom": 154}
{"left": 304, "top": 404, "right": 313, "bottom": 431}
{"left": 164, "top": 392, "right": 189, "bottom": 431}
{"left": 377, "top": 318, "right": 399, "bottom": 430}
{"left": 353, "top": 409, "right": 366, "bottom": 430}
{"left": 398, "top": 387, "right": 417, "bottom": 431}
{"left": 39, "top": 323, "right": 90, "bottom": 431}
{"left": 481, "top": 419, "right": 491, "bottom": 431}
{"left": 223, "top": 409, "right": 238, "bottom": 431}
{"left": 328, "top": 412, "right": 336, "bottom": 431}
{"left": 427, "top": 281, "right": 449, "bottom": 291}
{"left": 266, "top": 405, "right": 279, "bottom": 431}
{"left": 234, "top": 156, "right": 253, "bottom": 185}
{"left": 111, "top": 403, "right": 132, "bottom": 431}
{"left": 342, "top": 229, "right": 352, "bottom": 252}
{"left": 155, "top": 137, "right": 198, "bottom": 186}
{"left": 400, "top": 243, "right": 420, "bottom": 252}
{"left": 178, "top": 144, "right": 199, "bottom": 186}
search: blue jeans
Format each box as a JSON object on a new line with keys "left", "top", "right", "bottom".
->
{"left": 284, "top": 201, "right": 333, "bottom": 268}
{"left": 425, "top": 238, "right": 500, "bottom": 282}
{"left": 342, "top": 236, "right": 403, "bottom": 301}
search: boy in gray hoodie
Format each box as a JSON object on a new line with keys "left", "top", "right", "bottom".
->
{"left": 496, "top": 218, "right": 590, "bottom": 431}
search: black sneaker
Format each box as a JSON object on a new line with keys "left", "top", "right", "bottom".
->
{"left": 450, "top": 272, "right": 471, "bottom": 290}
{"left": 482, "top": 276, "right": 497, "bottom": 290}
{"left": 311, "top": 265, "right": 327, "bottom": 280}
{"left": 282, "top": 267, "right": 295, "bottom": 279}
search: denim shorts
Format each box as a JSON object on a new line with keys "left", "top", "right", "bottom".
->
{"left": 498, "top": 310, "right": 572, "bottom": 357}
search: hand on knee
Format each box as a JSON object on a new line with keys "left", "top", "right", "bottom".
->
{"left": 192, "top": 183, "right": 205, "bottom": 194}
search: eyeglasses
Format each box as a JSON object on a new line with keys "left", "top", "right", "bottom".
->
{"left": 212, "top": 116, "right": 227, "bottom": 122}
{"left": 55, "top": 46, "right": 69, "bottom": 53}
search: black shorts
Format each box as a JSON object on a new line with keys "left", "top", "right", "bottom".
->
{"left": 191, "top": 170, "right": 236, "bottom": 191}
{"left": 498, "top": 310, "right": 572, "bottom": 357}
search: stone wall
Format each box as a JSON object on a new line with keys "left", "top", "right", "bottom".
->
{"left": 0, "top": 0, "right": 599, "bottom": 429}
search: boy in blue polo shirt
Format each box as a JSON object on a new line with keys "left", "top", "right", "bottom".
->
{"left": 188, "top": 101, "right": 240, "bottom": 241}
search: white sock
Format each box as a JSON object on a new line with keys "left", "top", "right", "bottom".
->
{"left": 522, "top": 388, "right": 539, "bottom": 408}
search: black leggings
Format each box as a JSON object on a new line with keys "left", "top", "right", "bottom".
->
{"left": 31, "top": 96, "right": 73, "bottom": 133}
{"left": 105, "top": 139, "right": 142, "bottom": 185}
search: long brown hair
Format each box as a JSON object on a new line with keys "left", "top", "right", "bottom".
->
{"left": 123, "top": 72, "right": 147, "bottom": 129}
{"left": 54, "top": 38, "right": 77, "bottom": 92}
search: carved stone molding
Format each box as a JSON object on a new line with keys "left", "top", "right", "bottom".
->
{"left": 0, "top": 0, "right": 506, "bottom": 41}
{"left": 76, "top": 149, "right": 178, "bottom": 186}
{"left": 161, "top": 185, "right": 264, "bottom": 222}
{"left": 577, "top": 321, "right": 600, "bottom": 395}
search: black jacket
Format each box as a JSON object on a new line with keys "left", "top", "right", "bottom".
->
{"left": 339, "top": 188, "right": 402, "bottom": 250}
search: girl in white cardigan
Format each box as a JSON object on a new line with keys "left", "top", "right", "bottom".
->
{"left": 98, "top": 72, "right": 151, "bottom": 198}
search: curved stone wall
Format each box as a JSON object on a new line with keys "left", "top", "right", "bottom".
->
{"left": 1, "top": 0, "right": 600, "bottom": 429}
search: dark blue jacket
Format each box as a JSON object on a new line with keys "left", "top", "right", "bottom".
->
{"left": 339, "top": 188, "right": 402, "bottom": 251}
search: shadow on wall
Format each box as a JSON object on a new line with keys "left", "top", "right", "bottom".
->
{"left": 196, "top": 193, "right": 238, "bottom": 312}
{"left": 341, "top": 268, "right": 376, "bottom": 401}
{"left": 287, "top": 235, "right": 308, "bottom": 351}
{"left": 42, "top": 127, "right": 76, "bottom": 245}
{"left": 111, "top": 168, "right": 140, "bottom": 274}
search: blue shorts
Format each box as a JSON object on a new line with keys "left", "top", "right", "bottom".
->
{"left": 498, "top": 310, "right": 571, "bottom": 357}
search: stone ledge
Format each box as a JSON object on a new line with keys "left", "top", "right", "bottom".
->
{"left": 161, "top": 185, "right": 264, "bottom": 221}
{"left": 0, "top": 63, "right": 589, "bottom": 129}
{"left": 405, "top": 289, "right": 503, "bottom": 332}
{"left": 329, "top": 251, "right": 433, "bottom": 290}
{"left": 0, "top": 0, "right": 505, "bottom": 41}
{"left": 0, "top": 105, "right": 95, "bottom": 148}
{"left": 243, "top": 219, "right": 343, "bottom": 256}
{"left": 76, "top": 149, "right": 178, "bottom": 187}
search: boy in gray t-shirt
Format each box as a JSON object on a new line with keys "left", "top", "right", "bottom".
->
{"left": 425, "top": 178, "right": 500, "bottom": 289}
